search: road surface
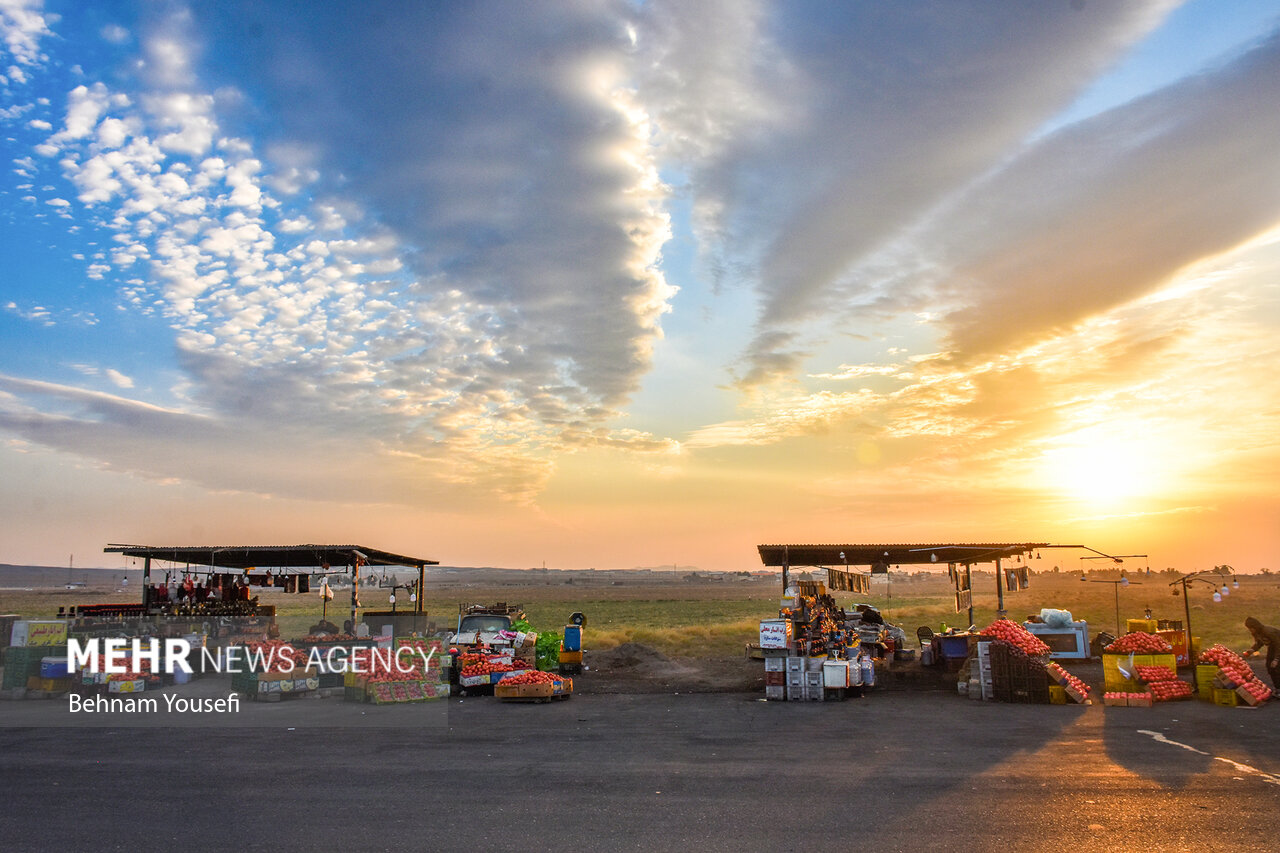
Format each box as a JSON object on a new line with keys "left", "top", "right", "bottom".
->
{"left": 1, "top": 685, "right": 1276, "bottom": 851}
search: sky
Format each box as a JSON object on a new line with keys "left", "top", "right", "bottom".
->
{"left": 1, "top": 0, "right": 1278, "bottom": 574}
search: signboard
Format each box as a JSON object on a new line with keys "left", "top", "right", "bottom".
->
{"left": 11, "top": 620, "right": 68, "bottom": 647}
{"left": 759, "top": 620, "right": 792, "bottom": 649}
{"left": 826, "top": 568, "right": 871, "bottom": 595}
{"left": 954, "top": 589, "right": 972, "bottom": 613}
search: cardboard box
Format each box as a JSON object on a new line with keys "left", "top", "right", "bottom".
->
{"left": 108, "top": 679, "right": 145, "bottom": 694}
{"left": 1236, "top": 683, "right": 1270, "bottom": 707}
{"left": 1064, "top": 683, "right": 1092, "bottom": 705}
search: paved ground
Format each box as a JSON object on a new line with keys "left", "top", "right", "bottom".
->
{"left": 2, "top": 682, "right": 1277, "bottom": 852}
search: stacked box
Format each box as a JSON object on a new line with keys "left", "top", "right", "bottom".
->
{"left": 1195, "top": 665, "right": 1218, "bottom": 700}
{"left": 1214, "top": 688, "right": 1239, "bottom": 707}
{"left": 991, "top": 643, "right": 1050, "bottom": 704}
{"left": 3, "top": 647, "right": 49, "bottom": 689}
{"left": 764, "top": 671, "right": 785, "bottom": 687}
{"left": 764, "top": 657, "right": 786, "bottom": 673}
{"left": 107, "top": 679, "right": 145, "bottom": 693}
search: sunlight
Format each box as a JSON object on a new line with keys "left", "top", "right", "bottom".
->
{"left": 1037, "top": 430, "right": 1164, "bottom": 505}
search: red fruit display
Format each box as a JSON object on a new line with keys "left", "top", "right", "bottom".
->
{"left": 1148, "top": 679, "right": 1193, "bottom": 702}
{"left": 1197, "top": 645, "right": 1258, "bottom": 687}
{"left": 459, "top": 660, "right": 515, "bottom": 678}
{"left": 500, "top": 670, "right": 565, "bottom": 687}
{"left": 1104, "top": 632, "right": 1173, "bottom": 654}
{"left": 979, "top": 618, "right": 1051, "bottom": 657}
{"left": 1135, "top": 665, "right": 1178, "bottom": 683}
{"left": 1061, "top": 671, "right": 1090, "bottom": 698}
{"left": 1239, "top": 681, "right": 1271, "bottom": 703}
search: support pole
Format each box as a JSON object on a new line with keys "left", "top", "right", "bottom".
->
{"left": 350, "top": 561, "right": 359, "bottom": 634}
{"left": 996, "top": 557, "right": 1005, "bottom": 617}
{"left": 1182, "top": 578, "right": 1196, "bottom": 690}
{"left": 966, "top": 563, "right": 974, "bottom": 628}
{"left": 143, "top": 556, "right": 152, "bottom": 611}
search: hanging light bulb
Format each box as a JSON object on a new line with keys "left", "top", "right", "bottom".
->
{"left": 1220, "top": 585, "right": 1229, "bottom": 596}
{"left": 1212, "top": 592, "right": 1222, "bottom": 603}
{"left": 1232, "top": 579, "right": 1240, "bottom": 589}
{"left": 1121, "top": 575, "right": 1129, "bottom": 587}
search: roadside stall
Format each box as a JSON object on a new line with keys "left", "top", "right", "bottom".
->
{"left": 759, "top": 581, "right": 880, "bottom": 701}
{"left": 1104, "top": 640, "right": 1272, "bottom": 709}
{"left": 959, "top": 618, "right": 1091, "bottom": 705}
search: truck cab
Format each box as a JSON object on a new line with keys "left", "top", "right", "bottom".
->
{"left": 449, "top": 603, "right": 525, "bottom": 649}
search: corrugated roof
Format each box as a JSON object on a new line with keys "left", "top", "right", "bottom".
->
{"left": 103, "top": 544, "right": 438, "bottom": 570}
{"left": 757, "top": 543, "right": 1049, "bottom": 567}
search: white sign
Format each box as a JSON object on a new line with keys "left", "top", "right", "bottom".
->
{"left": 759, "top": 620, "right": 792, "bottom": 649}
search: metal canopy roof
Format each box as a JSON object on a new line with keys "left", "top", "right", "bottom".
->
{"left": 757, "top": 543, "right": 1049, "bottom": 568}
{"left": 103, "top": 544, "right": 438, "bottom": 571}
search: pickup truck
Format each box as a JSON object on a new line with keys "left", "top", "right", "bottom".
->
{"left": 448, "top": 603, "right": 525, "bottom": 650}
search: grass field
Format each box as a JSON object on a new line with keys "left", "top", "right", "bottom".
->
{"left": 3, "top": 569, "right": 1277, "bottom": 658}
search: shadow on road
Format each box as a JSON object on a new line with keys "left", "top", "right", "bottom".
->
{"left": 1102, "top": 708, "right": 1214, "bottom": 789}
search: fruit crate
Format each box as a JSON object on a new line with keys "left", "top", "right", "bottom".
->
{"left": 990, "top": 643, "right": 1051, "bottom": 704}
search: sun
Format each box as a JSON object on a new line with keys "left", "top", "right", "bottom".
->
{"left": 1037, "top": 432, "right": 1161, "bottom": 505}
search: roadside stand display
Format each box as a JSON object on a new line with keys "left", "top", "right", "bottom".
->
{"left": 759, "top": 581, "right": 880, "bottom": 701}
{"left": 960, "top": 618, "right": 1091, "bottom": 705}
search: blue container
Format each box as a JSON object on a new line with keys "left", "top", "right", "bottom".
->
{"left": 940, "top": 635, "right": 971, "bottom": 659}
{"left": 562, "top": 625, "right": 582, "bottom": 652}
{"left": 40, "top": 657, "right": 72, "bottom": 678}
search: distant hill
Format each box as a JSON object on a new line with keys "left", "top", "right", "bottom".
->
{"left": 0, "top": 564, "right": 139, "bottom": 588}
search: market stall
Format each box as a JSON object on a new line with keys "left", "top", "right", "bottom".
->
{"left": 758, "top": 581, "right": 882, "bottom": 701}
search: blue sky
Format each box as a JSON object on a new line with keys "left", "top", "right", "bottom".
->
{"left": 2, "top": 0, "right": 1279, "bottom": 571}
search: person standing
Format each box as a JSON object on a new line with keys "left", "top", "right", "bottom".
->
{"left": 1243, "top": 617, "right": 1280, "bottom": 689}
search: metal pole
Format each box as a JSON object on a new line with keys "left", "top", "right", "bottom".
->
{"left": 350, "top": 561, "right": 359, "bottom": 634}
{"left": 1183, "top": 578, "right": 1195, "bottom": 690}
{"left": 143, "top": 556, "right": 152, "bottom": 611}
{"left": 996, "top": 557, "right": 1005, "bottom": 617}
{"left": 966, "top": 564, "right": 974, "bottom": 627}
{"left": 1114, "top": 583, "right": 1121, "bottom": 636}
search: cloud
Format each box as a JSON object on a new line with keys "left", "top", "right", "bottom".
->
{"left": 923, "top": 30, "right": 1280, "bottom": 360}
{"left": 640, "top": 1, "right": 1179, "bottom": 386}
{"left": 0, "top": 0, "right": 52, "bottom": 67}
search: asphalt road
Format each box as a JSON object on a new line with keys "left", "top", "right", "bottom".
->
{"left": 2, "top": 685, "right": 1277, "bottom": 852}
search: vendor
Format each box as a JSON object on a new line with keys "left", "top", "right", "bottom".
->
{"left": 855, "top": 604, "right": 884, "bottom": 625}
{"left": 1243, "top": 617, "right": 1280, "bottom": 688}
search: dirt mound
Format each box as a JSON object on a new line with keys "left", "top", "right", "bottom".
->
{"left": 589, "top": 642, "right": 671, "bottom": 670}
{"left": 580, "top": 644, "right": 762, "bottom": 694}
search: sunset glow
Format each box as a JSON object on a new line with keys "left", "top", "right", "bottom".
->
{"left": 1, "top": 1, "right": 1277, "bottom": 572}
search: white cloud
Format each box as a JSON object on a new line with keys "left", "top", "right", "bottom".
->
{"left": 100, "top": 24, "right": 130, "bottom": 46}
{"left": 0, "top": 0, "right": 51, "bottom": 67}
